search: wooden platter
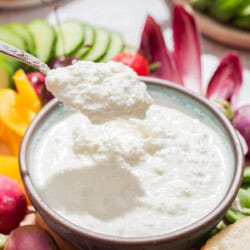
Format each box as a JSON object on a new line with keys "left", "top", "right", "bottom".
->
{"left": 173, "top": 0, "right": 250, "bottom": 50}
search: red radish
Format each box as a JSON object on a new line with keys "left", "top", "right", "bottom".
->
{"left": 173, "top": 4, "right": 202, "bottom": 94}
{"left": 4, "top": 225, "right": 59, "bottom": 250}
{"left": 113, "top": 52, "right": 149, "bottom": 76}
{"left": 27, "top": 72, "right": 46, "bottom": 97}
{"left": 138, "top": 15, "right": 182, "bottom": 84}
{"left": 206, "top": 52, "right": 243, "bottom": 108}
{"left": 40, "top": 85, "right": 54, "bottom": 106}
{"left": 0, "top": 175, "right": 27, "bottom": 234}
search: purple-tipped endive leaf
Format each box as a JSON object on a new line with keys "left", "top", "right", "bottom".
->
{"left": 206, "top": 52, "right": 243, "bottom": 108}
{"left": 173, "top": 4, "right": 202, "bottom": 94}
{"left": 138, "top": 15, "right": 182, "bottom": 84}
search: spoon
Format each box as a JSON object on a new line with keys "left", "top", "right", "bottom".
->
{"left": 0, "top": 40, "right": 50, "bottom": 75}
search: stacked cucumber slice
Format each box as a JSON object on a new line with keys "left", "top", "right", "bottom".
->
{"left": 0, "top": 19, "right": 125, "bottom": 88}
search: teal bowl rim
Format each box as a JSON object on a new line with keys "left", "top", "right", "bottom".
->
{"left": 19, "top": 76, "right": 244, "bottom": 246}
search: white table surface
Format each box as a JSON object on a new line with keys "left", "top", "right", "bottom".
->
{"left": 0, "top": 0, "right": 249, "bottom": 107}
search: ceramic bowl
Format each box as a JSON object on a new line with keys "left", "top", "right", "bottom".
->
{"left": 19, "top": 77, "right": 244, "bottom": 250}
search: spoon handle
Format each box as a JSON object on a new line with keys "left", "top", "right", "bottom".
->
{"left": 0, "top": 41, "right": 50, "bottom": 75}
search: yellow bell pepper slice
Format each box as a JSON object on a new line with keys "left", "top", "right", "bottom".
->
{"left": 0, "top": 141, "right": 11, "bottom": 156}
{"left": 0, "top": 89, "right": 29, "bottom": 136}
{"left": 0, "top": 121, "right": 22, "bottom": 156}
{"left": 13, "top": 69, "right": 41, "bottom": 113}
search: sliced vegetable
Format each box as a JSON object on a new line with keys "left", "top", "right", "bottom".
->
{"left": 206, "top": 52, "right": 242, "bottom": 108}
{"left": 233, "top": 4, "right": 250, "bottom": 30}
{"left": 113, "top": 52, "right": 149, "bottom": 76}
{"left": 138, "top": 15, "right": 181, "bottom": 84}
{"left": 0, "top": 122, "right": 22, "bottom": 156}
{"left": 173, "top": 5, "right": 202, "bottom": 94}
{"left": 83, "top": 28, "right": 111, "bottom": 61}
{"left": 232, "top": 105, "right": 250, "bottom": 152}
{"left": 8, "top": 23, "right": 36, "bottom": 54}
{"left": 27, "top": 72, "right": 46, "bottom": 97}
{"left": 102, "top": 32, "right": 124, "bottom": 61}
{"left": 28, "top": 19, "right": 57, "bottom": 62}
{"left": 243, "top": 166, "right": 250, "bottom": 184}
{"left": 4, "top": 226, "right": 59, "bottom": 250}
{"left": 225, "top": 208, "right": 245, "bottom": 223}
{"left": 0, "top": 26, "right": 27, "bottom": 51}
{"left": 55, "top": 20, "right": 85, "bottom": 57}
{"left": 238, "top": 188, "right": 250, "bottom": 208}
{"left": 0, "top": 89, "right": 30, "bottom": 137}
{"left": 75, "top": 25, "right": 95, "bottom": 58}
{"left": 0, "top": 174, "right": 27, "bottom": 234}
{"left": 210, "top": 0, "right": 247, "bottom": 23}
{"left": 13, "top": 69, "right": 41, "bottom": 113}
{"left": 0, "top": 60, "right": 14, "bottom": 89}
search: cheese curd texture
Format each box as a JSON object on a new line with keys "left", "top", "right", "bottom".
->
{"left": 31, "top": 104, "right": 227, "bottom": 237}
{"left": 45, "top": 61, "right": 152, "bottom": 123}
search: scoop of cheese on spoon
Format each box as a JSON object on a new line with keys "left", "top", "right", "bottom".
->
{"left": 46, "top": 61, "right": 152, "bottom": 123}
{"left": 0, "top": 41, "right": 152, "bottom": 124}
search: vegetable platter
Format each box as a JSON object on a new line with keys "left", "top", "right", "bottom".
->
{"left": 0, "top": 1, "right": 250, "bottom": 249}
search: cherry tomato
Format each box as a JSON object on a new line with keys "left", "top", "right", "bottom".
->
{"left": 113, "top": 52, "right": 149, "bottom": 76}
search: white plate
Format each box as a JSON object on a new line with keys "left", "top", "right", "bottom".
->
{"left": 0, "top": 0, "right": 58, "bottom": 9}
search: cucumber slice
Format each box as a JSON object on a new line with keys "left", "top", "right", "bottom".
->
{"left": 8, "top": 22, "right": 36, "bottom": 55}
{"left": 83, "top": 28, "right": 111, "bottom": 62}
{"left": 75, "top": 25, "right": 95, "bottom": 59}
{"left": 55, "top": 20, "right": 85, "bottom": 57}
{"left": 101, "top": 32, "right": 124, "bottom": 62}
{"left": 0, "top": 26, "right": 27, "bottom": 50}
{"left": 0, "top": 55, "right": 20, "bottom": 71}
{"left": 0, "top": 60, "right": 15, "bottom": 88}
{"left": 0, "top": 26, "right": 25, "bottom": 74}
{"left": 28, "top": 19, "right": 56, "bottom": 63}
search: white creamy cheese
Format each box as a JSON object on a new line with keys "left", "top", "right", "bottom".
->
{"left": 45, "top": 61, "right": 152, "bottom": 123}
{"left": 31, "top": 104, "right": 227, "bottom": 237}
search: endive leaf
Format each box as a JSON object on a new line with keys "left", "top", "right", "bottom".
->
{"left": 138, "top": 15, "right": 182, "bottom": 84}
{"left": 206, "top": 52, "right": 243, "bottom": 108}
{"left": 173, "top": 4, "right": 202, "bottom": 94}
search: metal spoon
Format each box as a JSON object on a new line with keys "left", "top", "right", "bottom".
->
{"left": 0, "top": 40, "right": 50, "bottom": 75}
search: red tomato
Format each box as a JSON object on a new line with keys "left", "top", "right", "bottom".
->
{"left": 113, "top": 52, "right": 149, "bottom": 76}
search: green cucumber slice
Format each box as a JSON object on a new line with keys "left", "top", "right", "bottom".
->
{"left": 28, "top": 19, "right": 56, "bottom": 63}
{"left": 75, "top": 25, "right": 95, "bottom": 58}
{"left": 0, "top": 54, "right": 20, "bottom": 71}
{"left": 101, "top": 32, "right": 124, "bottom": 62}
{"left": 83, "top": 28, "right": 111, "bottom": 62}
{"left": 55, "top": 20, "right": 85, "bottom": 57}
{"left": 0, "top": 60, "right": 15, "bottom": 88}
{"left": 8, "top": 22, "right": 36, "bottom": 54}
{"left": 0, "top": 26, "right": 27, "bottom": 50}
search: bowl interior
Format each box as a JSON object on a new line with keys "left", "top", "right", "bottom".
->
{"left": 21, "top": 79, "right": 243, "bottom": 243}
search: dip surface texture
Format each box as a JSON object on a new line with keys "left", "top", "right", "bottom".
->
{"left": 45, "top": 61, "right": 152, "bottom": 123}
{"left": 31, "top": 104, "right": 227, "bottom": 237}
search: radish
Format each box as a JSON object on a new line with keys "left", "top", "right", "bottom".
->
{"left": 4, "top": 225, "right": 59, "bottom": 250}
{"left": 0, "top": 174, "right": 27, "bottom": 234}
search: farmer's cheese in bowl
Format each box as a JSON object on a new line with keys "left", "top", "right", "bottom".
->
{"left": 20, "top": 61, "right": 243, "bottom": 249}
